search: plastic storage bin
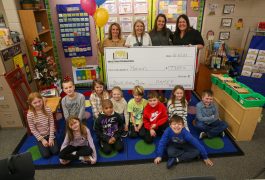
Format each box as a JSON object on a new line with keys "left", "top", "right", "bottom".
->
{"left": 238, "top": 93, "right": 265, "bottom": 108}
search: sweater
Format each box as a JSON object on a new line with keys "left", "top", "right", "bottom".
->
{"left": 149, "top": 28, "right": 173, "bottom": 46}
{"left": 143, "top": 102, "right": 168, "bottom": 130}
{"left": 60, "top": 127, "right": 97, "bottom": 161}
{"left": 95, "top": 111, "right": 123, "bottom": 142}
{"left": 27, "top": 106, "right": 55, "bottom": 141}
{"left": 89, "top": 91, "right": 110, "bottom": 119}
{"left": 156, "top": 127, "right": 208, "bottom": 159}
{"left": 110, "top": 97, "right": 129, "bottom": 125}
{"left": 61, "top": 92, "right": 86, "bottom": 120}
{"left": 125, "top": 33, "right": 152, "bottom": 47}
{"left": 196, "top": 101, "right": 219, "bottom": 124}
{"left": 167, "top": 99, "right": 188, "bottom": 120}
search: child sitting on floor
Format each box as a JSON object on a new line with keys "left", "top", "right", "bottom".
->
{"left": 61, "top": 78, "right": 86, "bottom": 123}
{"left": 110, "top": 86, "right": 129, "bottom": 137}
{"left": 127, "top": 85, "right": 148, "bottom": 138}
{"left": 59, "top": 116, "right": 97, "bottom": 165}
{"left": 27, "top": 92, "right": 59, "bottom": 158}
{"left": 154, "top": 115, "right": 214, "bottom": 169}
{"left": 143, "top": 91, "right": 168, "bottom": 143}
{"left": 89, "top": 79, "right": 110, "bottom": 120}
{"left": 95, "top": 99, "right": 124, "bottom": 154}
{"left": 195, "top": 89, "right": 228, "bottom": 139}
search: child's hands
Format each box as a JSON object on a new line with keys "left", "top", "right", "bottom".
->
{"left": 90, "top": 156, "right": 96, "bottom": 164}
{"left": 48, "top": 139, "right": 54, "bottom": 147}
{"left": 108, "top": 137, "right": 116, "bottom": 144}
{"left": 124, "top": 125, "right": 129, "bottom": 131}
{"left": 41, "top": 139, "right": 49, "bottom": 147}
{"left": 204, "top": 158, "right": 214, "bottom": 167}
{"left": 134, "top": 125, "right": 139, "bottom": 132}
{"left": 150, "top": 129, "right": 156, "bottom": 137}
{"left": 151, "top": 124, "right": 156, "bottom": 129}
{"left": 154, "top": 157, "right": 162, "bottom": 164}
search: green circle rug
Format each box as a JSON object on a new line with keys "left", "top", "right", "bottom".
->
{"left": 99, "top": 149, "right": 118, "bottom": 158}
{"left": 203, "top": 137, "right": 224, "bottom": 149}
{"left": 27, "top": 145, "right": 41, "bottom": 161}
{"left": 135, "top": 140, "right": 155, "bottom": 155}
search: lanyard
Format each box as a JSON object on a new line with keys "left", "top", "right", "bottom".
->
{"left": 135, "top": 35, "right": 143, "bottom": 46}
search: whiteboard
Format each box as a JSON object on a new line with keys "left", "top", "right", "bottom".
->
{"left": 104, "top": 46, "right": 197, "bottom": 90}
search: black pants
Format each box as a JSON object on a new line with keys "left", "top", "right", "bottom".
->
{"left": 128, "top": 124, "right": 145, "bottom": 138}
{"left": 100, "top": 138, "right": 124, "bottom": 155}
{"left": 143, "top": 122, "right": 169, "bottom": 144}
{"left": 59, "top": 145, "right": 93, "bottom": 161}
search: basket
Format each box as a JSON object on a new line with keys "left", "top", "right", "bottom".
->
{"left": 238, "top": 93, "right": 265, "bottom": 108}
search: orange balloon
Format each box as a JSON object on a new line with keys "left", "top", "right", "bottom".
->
{"left": 94, "top": 8, "right": 109, "bottom": 27}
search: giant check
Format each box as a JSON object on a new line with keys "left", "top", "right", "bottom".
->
{"left": 104, "top": 46, "right": 197, "bottom": 90}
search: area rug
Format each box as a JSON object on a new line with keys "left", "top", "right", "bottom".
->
{"left": 12, "top": 90, "right": 244, "bottom": 169}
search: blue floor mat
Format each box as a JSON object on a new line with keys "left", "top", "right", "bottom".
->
{"left": 13, "top": 91, "right": 243, "bottom": 169}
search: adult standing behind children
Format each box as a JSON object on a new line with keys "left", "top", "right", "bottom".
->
{"left": 95, "top": 99, "right": 124, "bottom": 154}
{"left": 143, "top": 91, "right": 168, "bottom": 144}
{"left": 172, "top": 14, "right": 204, "bottom": 102}
{"left": 125, "top": 20, "right": 152, "bottom": 47}
{"left": 149, "top": 14, "right": 173, "bottom": 46}
{"left": 27, "top": 92, "right": 59, "bottom": 158}
{"left": 195, "top": 89, "right": 228, "bottom": 139}
{"left": 98, "top": 22, "right": 125, "bottom": 54}
{"left": 154, "top": 115, "right": 213, "bottom": 169}
{"left": 61, "top": 79, "right": 86, "bottom": 123}
{"left": 89, "top": 79, "right": 110, "bottom": 120}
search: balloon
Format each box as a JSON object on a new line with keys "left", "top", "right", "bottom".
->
{"left": 80, "top": 0, "right": 96, "bottom": 16}
{"left": 94, "top": 8, "right": 109, "bottom": 27}
{"left": 96, "top": 0, "right": 106, "bottom": 6}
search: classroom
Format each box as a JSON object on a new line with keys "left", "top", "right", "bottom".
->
{"left": 0, "top": 0, "right": 265, "bottom": 179}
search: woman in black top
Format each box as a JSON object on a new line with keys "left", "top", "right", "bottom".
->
{"left": 149, "top": 14, "right": 173, "bottom": 46}
{"left": 173, "top": 14, "right": 204, "bottom": 102}
{"left": 173, "top": 14, "right": 204, "bottom": 49}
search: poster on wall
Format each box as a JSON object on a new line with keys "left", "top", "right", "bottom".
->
{"left": 134, "top": 0, "right": 148, "bottom": 14}
{"left": 72, "top": 65, "right": 99, "bottom": 84}
{"left": 119, "top": 0, "right": 133, "bottom": 14}
{"left": 56, "top": 4, "right": 92, "bottom": 57}
{"left": 158, "top": 0, "right": 187, "bottom": 23}
{"left": 102, "top": 0, "right": 118, "bottom": 14}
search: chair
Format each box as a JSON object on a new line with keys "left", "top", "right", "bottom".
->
{"left": 4, "top": 67, "right": 32, "bottom": 134}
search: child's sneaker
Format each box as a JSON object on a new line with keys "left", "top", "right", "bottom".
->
{"left": 121, "top": 131, "right": 128, "bottom": 137}
{"left": 199, "top": 132, "right": 207, "bottom": 139}
{"left": 221, "top": 131, "right": 225, "bottom": 137}
{"left": 166, "top": 158, "right": 176, "bottom": 169}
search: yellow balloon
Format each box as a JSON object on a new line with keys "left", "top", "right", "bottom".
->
{"left": 94, "top": 7, "right": 109, "bottom": 27}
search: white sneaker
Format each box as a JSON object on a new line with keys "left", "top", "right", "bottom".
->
{"left": 199, "top": 132, "right": 207, "bottom": 139}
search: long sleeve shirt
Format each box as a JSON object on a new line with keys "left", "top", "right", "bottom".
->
{"left": 89, "top": 91, "right": 110, "bottom": 119}
{"left": 167, "top": 99, "right": 188, "bottom": 120}
{"left": 196, "top": 101, "right": 219, "bottom": 124}
{"left": 27, "top": 106, "right": 55, "bottom": 141}
{"left": 110, "top": 97, "right": 129, "bottom": 126}
{"left": 61, "top": 92, "right": 86, "bottom": 121}
{"left": 156, "top": 127, "right": 208, "bottom": 160}
{"left": 95, "top": 111, "right": 123, "bottom": 143}
{"left": 143, "top": 102, "right": 168, "bottom": 130}
{"left": 60, "top": 127, "right": 97, "bottom": 161}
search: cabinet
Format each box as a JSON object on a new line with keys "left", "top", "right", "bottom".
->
{"left": 195, "top": 63, "right": 227, "bottom": 98}
{"left": 0, "top": 44, "right": 24, "bottom": 128}
{"left": 18, "top": 9, "right": 54, "bottom": 76}
{"left": 211, "top": 84, "right": 262, "bottom": 141}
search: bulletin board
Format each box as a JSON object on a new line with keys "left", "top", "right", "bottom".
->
{"left": 102, "top": 0, "right": 150, "bottom": 38}
{"left": 56, "top": 4, "right": 92, "bottom": 57}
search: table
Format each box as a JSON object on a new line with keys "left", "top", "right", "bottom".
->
{"left": 45, "top": 97, "right": 61, "bottom": 113}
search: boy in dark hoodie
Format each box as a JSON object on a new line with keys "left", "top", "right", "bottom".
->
{"left": 95, "top": 99, "right": 124, "bottom": 154}
{"left": 143, "top": 91, "right": 168, "bottom": 144}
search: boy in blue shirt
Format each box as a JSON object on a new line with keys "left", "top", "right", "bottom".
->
{"left": 154, "top": 115, "right": 213, "bottom": 169}
{"left": 195, "top": 89, "right": 228, "bottom": 139}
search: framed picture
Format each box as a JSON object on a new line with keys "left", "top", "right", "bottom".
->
{"left": 219, "top": 32, "right": 230, "bottom": 40}
{"left": 221, "top": 18, "right": 232, "bottom": 27}
{"left": 223, "top": 4, "right": 235, "bottom": 14}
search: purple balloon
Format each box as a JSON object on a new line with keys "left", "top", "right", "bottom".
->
{"left": 96, "top": 0, "right": 106, "bottom": 6}
{"left": 80, "top": 0, "right": 96, "bottom": 15}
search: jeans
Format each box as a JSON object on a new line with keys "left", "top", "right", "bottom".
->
{"left": 195, "top": 119, "right": 228, "bottom": 138}
{"left": 143, "top": 122, "right": 168, "bottom": 144}
{"left": 167, "top": 142, "right": 200, "bottom": 162}
{"left": 100, "top": 138, "right": 124, "bottom": 155}
{"left": 37, "top": 136, "right": 59, "bottom": 158}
